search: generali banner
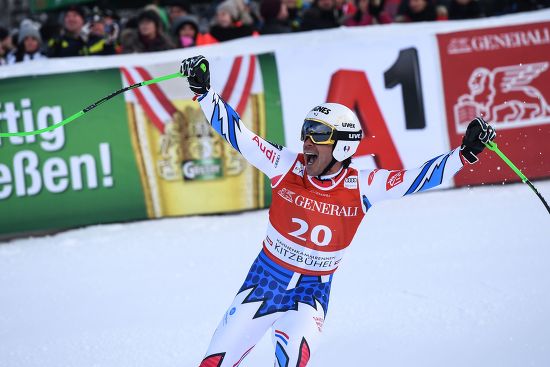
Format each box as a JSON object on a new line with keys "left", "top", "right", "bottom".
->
{"left": 438, "top": 22, "right": 550, "bottom": 186}
{"left": 273, "top": 21, "right": 550, "bottom": 190}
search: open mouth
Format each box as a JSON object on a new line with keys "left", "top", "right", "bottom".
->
{"left": 305, "top": 152, "right": 318, "bottom": 166}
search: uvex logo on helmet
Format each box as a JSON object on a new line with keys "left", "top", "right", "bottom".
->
{"left": 342, "top": 122, "right": 355, "bottom": 128}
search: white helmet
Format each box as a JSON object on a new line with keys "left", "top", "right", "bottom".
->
{"left": 302, "top": 103, "right": 363, "bottom": 161}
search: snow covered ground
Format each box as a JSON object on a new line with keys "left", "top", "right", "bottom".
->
{"left": 1, "top": 181, "right": 549, "bottom": 367}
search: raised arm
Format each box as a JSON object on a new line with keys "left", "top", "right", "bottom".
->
{"left": 359, "top": 148, "right": 463, "bottom": 208}
{"left": 180, "top": 56, "right": 296, "bottom": 180}
{"left": 360, "top": 117, "right": 496, "bottom": 209}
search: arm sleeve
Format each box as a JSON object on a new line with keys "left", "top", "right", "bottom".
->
{"left": 359, "top": 148, "right": 464, "bottom": 210}
{"left": 197, "top": 89, "right": 297, "bottom": 180}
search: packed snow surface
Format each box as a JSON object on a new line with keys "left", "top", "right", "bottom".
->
{"left": 1, "top": 181, "right": 549, "bottom": 367}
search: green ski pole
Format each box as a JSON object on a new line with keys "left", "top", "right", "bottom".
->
{"left": 0, "top": 72, "right": 183, "bottom": 138}
{"left": 485, "top": 141, "right": 550, "bottom": 215}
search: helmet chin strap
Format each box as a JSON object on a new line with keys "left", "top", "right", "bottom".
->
{"left": 316, "top": 143, "right": 338, "bottom": 179}
{"left": 317, "top": 157, "right": 338, "bottom": 179}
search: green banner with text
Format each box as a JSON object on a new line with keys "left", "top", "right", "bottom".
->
{"left": 0, "top": 69, "right": 148, "bottom": 236}
{"left": 30, "top": 0, "right": 92, "bottom": 12}
{"left": 0, "top": 53, "right": 284, "bottom": 238}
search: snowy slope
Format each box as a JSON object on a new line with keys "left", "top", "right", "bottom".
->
{"left": 1, "top": 181, "right": 549, "bottom": 367}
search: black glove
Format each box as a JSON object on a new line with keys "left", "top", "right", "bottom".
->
{"left": 460, "top": 117, "right": 496, "bottom": 164}
{"left": 180, "top": 55, "right": 210, "bottom": 95}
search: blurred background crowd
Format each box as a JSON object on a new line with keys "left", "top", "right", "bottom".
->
{"left": 0, "top": 0, "right": 549, "bottom": 65}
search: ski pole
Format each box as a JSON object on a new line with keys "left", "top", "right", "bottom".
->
{"left": 0, "top": 72, "right": 183, "bottom": 138}
{"left": 485, "top": 141, "right": 550, "bottom": 215}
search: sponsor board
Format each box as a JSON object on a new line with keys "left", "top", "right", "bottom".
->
{"left": 0, "top": 53, "right": 285, "bottom": 236}
{"left": 0, "top": 70, "right": 147, "bottom": 236}
{"left": 438, "top": 22, "right": 550, "bottom": 185}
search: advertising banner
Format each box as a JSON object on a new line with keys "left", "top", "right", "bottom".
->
{"left": 1, "top": 12, "right": 548, "bottom": 237}
{"left": 0, "top": 69, "right": 148, "bottom": 235}
{"left": 0, "top": 53, "right": 284, "bottom": 236}
{"left": 30, "top": 0, "right": 91, "bottom": 12}
{"left": 121, "top": 53, "right": 283, "bottom": 217}
{"left": 437, "top": 22, "right": 550, "bottom": 186}
{"left": 275, "top": 30, "right": 453, "bottom": 183}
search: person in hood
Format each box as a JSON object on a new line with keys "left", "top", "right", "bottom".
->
{"left": 120, "top": 9, "right": 175, "bottom": 54}
{"left": 172, "top": 15, "right": 200, "bottom": 48}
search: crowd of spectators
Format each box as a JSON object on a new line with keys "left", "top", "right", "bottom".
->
{"left": 1, "top": 0, "right": 548, "bottom": 65}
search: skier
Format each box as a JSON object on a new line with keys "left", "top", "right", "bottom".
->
{"left": 180, "top": 55, "right": 496, "bottom": 367}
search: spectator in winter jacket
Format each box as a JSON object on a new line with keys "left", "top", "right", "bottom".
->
{"left": 345, "top": 0, "right": 393, "bottom": 26}
{"left": 209, "top": 0, "right": 255, "bottom": 42}
{"left": 47, "top": 5, "right": 88, "bottom": 57}
{"left": 0, "top": 26, "right": 14, "bottom": 65}
{"left": 395, "top": 0, "right": 439, "bottom": 22}
{"left": 166, "top": 0, "right": 193, "bottom": 25}
{"left": 283, "top": 0, "right": 306, "bottom": 31}
{"left": 172, "top": 15, "right": 200, "bottom": 48}
{"left": 300, "top": 0, "right": 341, "bottom": 31}
{"left": 260, "top": 0, "right": 292, "bottom": 34}
{"left": 7, "top": 19, "right": 47, "bottom": 64}
{"left": 86, "top": 8, "right": 117, "bottom": 55}
{"left": 120, "top": 10, "right": 175, "bottom": 54}
{"left": 335, "top": 0, "right": 356, "bottom": 22}
{"left": 483, "top": 0, "right": 547, "bottom": 16}
{"left": 448, "top": 0, "right": 484, "bottom": 19}
{"left": 143, "top": 4, "right": 172, "bottom": 31}
{"left": 171, "top": 15, "right": 218, "bottom": 46}
{"left": 234, "top": 0, "right": 259, "bottom": 27}
{"left": 370, "top": 0, "right": 395, "bottom": 22}
{"left": 384, "top": 0, "right": 404, "bottom": 18}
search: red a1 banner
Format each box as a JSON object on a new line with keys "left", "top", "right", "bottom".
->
{"left": 437, "top": 22, "right": 550, "bottom": 186}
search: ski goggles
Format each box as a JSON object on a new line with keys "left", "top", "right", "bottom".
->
{"left": 301, "top": 119, "right": 363, "bottom": 145}
{"left": 300, "top": 119, "right": 337, "bottom": 145}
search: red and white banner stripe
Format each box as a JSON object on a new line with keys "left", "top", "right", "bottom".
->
{"left": 121, "top": 66, "right": 177, "bottom": 133}
{"left": 220, "top": 55, "right": 257, "bottom": 116}
{"left": 121, "top": 55, "right": 257, "bottom": 132}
